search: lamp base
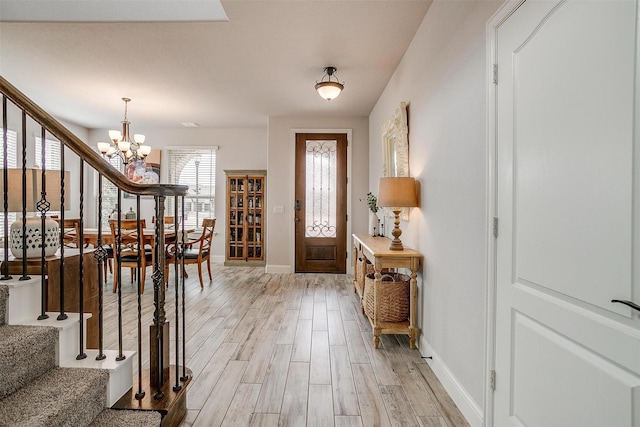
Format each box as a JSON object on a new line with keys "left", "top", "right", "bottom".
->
{"left": 388, "top": 238, "right": 404, "bottom": 251}
{"left": 10, "top": 216, "right": 59, "bottom": 258}
{"left": 388, "top": 209, "right": 405, "bottom": 251}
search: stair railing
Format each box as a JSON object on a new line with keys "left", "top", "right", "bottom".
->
{"left": 0, "top": 76, "right": 190, "bottom": 406}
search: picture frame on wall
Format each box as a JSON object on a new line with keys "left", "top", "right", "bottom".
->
{"left": 124, "top": 151, "right": 161, "bottom": 199}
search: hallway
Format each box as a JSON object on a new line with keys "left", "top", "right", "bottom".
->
{"left": 104, "top": 265, "right": 468, "bottom": 427}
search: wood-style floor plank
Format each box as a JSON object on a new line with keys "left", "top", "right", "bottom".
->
{"left": 329, "top": 345, "right": 360, "bottom": 416}
{"left": 352, "top": 363, "right": 392, "bottom": 427}
{"left": 193, "top": 360, "right": 248, "bottom": 427}
{"left": 334, "top": 415, "right": 364, "bottom": 427}
{"left": 310, "top": 330, "right": 331, "bottom": 385}
{"left": 307, "top": 384, "right": 334, "bottom": 427}
{"left": 279, "top": 361, "right": 310, "bottom": 427}
{"left": 221, "top": 383, "right": 262, "bottom": 427}
{"left": 101, "top": 265, "right": 467, "bottom": 427}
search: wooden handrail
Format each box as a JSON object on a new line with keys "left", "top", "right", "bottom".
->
{"left": 0, "top": 76, "right": 187, "bottom": 197}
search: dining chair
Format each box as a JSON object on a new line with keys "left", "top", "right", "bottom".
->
{"left": 109, "top": 219, "right": 153, "bottom": 294}
{"left": 165, "top": 218, "right": 215, "bottom": 288}
{"left": 55, "top": 218, "right": 81, "bottom": 248}
{"left": 152, "top": 216, "right": 175, "bottom": 226}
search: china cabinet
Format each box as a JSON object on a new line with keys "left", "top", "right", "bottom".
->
{"left": 225, "top": 170, "right": 266, "bottom": 266}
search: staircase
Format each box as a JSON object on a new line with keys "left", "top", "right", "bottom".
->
{"left": 0, "top": 279, "right": 162, "bottom": 426}
{"left": 0, "top": 76, "right": 191, "bottom": 426}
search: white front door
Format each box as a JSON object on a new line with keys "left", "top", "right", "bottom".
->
{"left": 494, "top": 1, "right": 640, "bottom": 425}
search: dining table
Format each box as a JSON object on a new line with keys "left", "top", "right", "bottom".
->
{"left": 72, "top": 227, "right": 193, "bottom": 248}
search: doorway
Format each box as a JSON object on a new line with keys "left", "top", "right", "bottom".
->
{"left": 294, "top": 133, "right": 347, "bottom": 273}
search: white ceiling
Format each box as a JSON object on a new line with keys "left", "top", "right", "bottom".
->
{"left": 0, "top": 0, "right": 431, "bottom": 130}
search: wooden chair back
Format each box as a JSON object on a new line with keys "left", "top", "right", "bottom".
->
{"left": 56, "top": 218, "right": 81, "bottom": 248}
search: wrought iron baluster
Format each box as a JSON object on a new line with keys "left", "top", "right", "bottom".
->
{"left": 116, "top": 188, "right": 125, "bottom": 361}
{"left": 94, "top": 172, "right": 106, "bottom": 361}
{"left": 135, "top": 194, "right": 145, "bottom": 400}
{"left": 180, "top": 195, "right": 188, "bottom": 382}
{"left": 19, "top": 112, "right": 29, "bottom": 279}
{"left": 76, "top": 158, "right": 86, "bottom": 360}
{"left": 1, "top": 96, "right": 10, "bottom": 281}
{"left": 173, "top": 195, "right": 182, "bottom": 392}
{"left": 57, "top": 133, "right": 67, "bottom": 321}
{"left": 37, "top": 127, "right": 49, "bottom": 321}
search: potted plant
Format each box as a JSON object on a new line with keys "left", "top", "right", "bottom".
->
{"left": 366, "top": 192, "right": 379, "bottom": 236}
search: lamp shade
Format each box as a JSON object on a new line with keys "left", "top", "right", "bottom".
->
{"left": 315, "top": 81, "right": 344, "bottom": 101}
{"left": 0, "top": 168, "right": 71, "bottom": 212}
{"left": 377, "top": 177, "right": 418, "bottom": 208}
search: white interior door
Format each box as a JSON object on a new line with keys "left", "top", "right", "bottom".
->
{"left": 494, "top": 1, "right": 640, "bottom": 426}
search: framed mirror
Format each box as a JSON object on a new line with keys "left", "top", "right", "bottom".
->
{"left": 382, "top": 101, "right": 409, "bottom": 178}
{"left": 381, "top": 102, "right": 410, "bottom": 221}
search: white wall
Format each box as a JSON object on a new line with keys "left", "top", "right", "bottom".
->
{"left": 87, "top": 127, "right": 267, "bottom": 261}
{"left": 267, "top": 116, "right": 369, "bottom": 272}
{"left": 369, "top": 1, "right": 503, "bottom": 424}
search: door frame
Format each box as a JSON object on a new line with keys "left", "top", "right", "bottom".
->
{"left": 484, "top": 2, "right": 526, "bottom": 426}
{"left": 289, "top": 129, "right": 353, "bottom": 274}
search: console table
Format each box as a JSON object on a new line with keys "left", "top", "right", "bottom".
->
{"left": 352, "top": 234, "right": 422, "bottom": 348}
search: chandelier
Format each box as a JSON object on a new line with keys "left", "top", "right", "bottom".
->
{"left": 315, "top": 66, "right": 344, "bottom": 101}
{"left": 97, "top": 97, "right": 151, "bottom": 164}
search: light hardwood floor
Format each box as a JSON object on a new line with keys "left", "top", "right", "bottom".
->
{"left": 103, "top": 264, "right": 469, "bottom": 427}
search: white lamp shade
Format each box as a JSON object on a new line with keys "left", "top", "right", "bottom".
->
{"left": 134, "top": 133, "right": 146, "bottom": 144}
{"left": 97, "top": 141, "right": 111, "bottom": 154}
{"left": 106, "top": 146, "right": 117, "bottom": 156}
{"left": 139, "top": 145, "right": 151, "bottom": 156}
{"left": 315, "top": 81, "right": 344, "bottom": 101}
{"left": 108, "top": 130, "right": 122, "bottom": 142}
{"left": 117, "top": 139, "right": 131, "bottom": 151}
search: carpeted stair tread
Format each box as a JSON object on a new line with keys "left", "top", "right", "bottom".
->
{"left": 0, "top": 324, "right": 57, "bottom": 400}
{"left": 89, "top": 409, "right": 162, "bottom": 427}
{"left": 0, "top": 367, "right": 109, "bottom": 427}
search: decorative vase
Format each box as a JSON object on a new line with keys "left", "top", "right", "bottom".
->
{"left": 369, "top": 211, "right": 379, "bottom": 236}
{"left": 10, "top": 216, "right": 59, "bottom": 258}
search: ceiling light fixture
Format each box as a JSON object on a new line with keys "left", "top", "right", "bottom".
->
{"left": 97, "top": 97, "right": 151, "bottom": 164}
{"left": 315, "top": 66, "right": 344, "bottom": 101}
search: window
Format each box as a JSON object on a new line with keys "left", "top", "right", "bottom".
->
{"left": 34, "top": 136, "right": 61, "bottom": 170}
{"left": 35, "top": 136, "right": 64, "bottom": 217}
{"left": 167, "top": 147, "right": 217, "bottom": 230}
{"left": 94, "top": 155, "right": 122, "bottom": 228}
{"left": 0, "top": 129, "right": 18, "bottom": 238}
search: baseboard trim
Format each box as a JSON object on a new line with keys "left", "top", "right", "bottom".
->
{"left": 419, "top": 337, "right": 484, "bottom": 427}
{"left": 265, "top": 265, "right": 291, "bottom": 274}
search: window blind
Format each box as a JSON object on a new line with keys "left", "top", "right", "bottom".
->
{"left": 167, "top": 148, "right": 217, "bottom": 230}
{"left": 94, "top": 155, "right": 122, "bottom": 228}
{"left": 0, "top": 129, "right": 18, "bottom": 237}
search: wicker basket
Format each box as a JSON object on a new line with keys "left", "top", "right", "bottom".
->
{"left": 363, "top": 272, "right": 410, "bottom": 322}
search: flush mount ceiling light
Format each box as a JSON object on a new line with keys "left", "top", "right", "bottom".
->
{"left": 315, "top": 66, "right": 344, "bottom": 101}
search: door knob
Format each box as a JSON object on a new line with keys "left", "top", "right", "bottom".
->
{"left": 611, "top": 299, "right": 640, "bottom": 313}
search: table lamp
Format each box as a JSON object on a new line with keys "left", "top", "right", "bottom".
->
{"left": 0, "top": 168, "right": 70, "bottom": 258}
{"left": 377, "top": 177, "right": 418, "bottom": 250}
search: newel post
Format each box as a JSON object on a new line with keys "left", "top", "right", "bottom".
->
{"left": 151, "top": 195, "right": 169, "bottom": 398}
